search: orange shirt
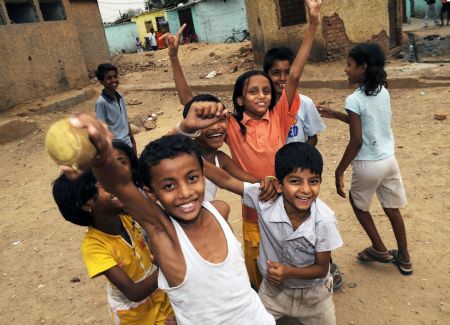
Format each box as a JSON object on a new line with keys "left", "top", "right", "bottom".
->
{"left": 226, "top": 90, "right": 300, "bottom": 179}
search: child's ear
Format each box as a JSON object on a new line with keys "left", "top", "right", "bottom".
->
{"left": 237, "top": 96, "right": 244, "bottom": 106}
{"left": 142, "top": 186, "right": 157, "bottom": 202}
{"left": 275, "top": 180, "right": 283, "bottom": 194}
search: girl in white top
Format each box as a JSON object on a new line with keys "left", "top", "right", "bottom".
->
{"left": 317, "top": 43, "right": 412, "bottom": 276}
{"left": 159, "top": 201, "right": 274, "bottom": 324}
{"left": 181, "top": 94, "right": 277, "bottom": 202}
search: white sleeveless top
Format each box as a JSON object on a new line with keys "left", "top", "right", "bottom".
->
{"left": 158, "top": 201, "right": 275, "bottom": 325}
{"left": 204, "top": 155, "right": 220, "bottom": 201}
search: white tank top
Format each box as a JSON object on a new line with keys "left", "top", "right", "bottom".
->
{"left": 158, "top": 201, "right": 275, "bottom": 325}
{"left": 204, "top": 155, "right": 220, "bottom": 201}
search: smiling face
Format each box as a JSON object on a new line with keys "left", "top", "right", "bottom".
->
{"left": 268, "top": 59, "right": 291, "bottom": 96}
{"left": 195, "top": 116, "right": 228, "bottom": 151}
{"left": 345, "top": 56, "right": 365, "bottom": 85}
{"left": 238, "top": 75, "right": 272, "bottom": 119}
{"left": 150, "top": 153, "right": 205, "bottom": 221}
{"left": 86, "top": 183, "right": 124, "bottom": 217}
{"left": 278, "top": 168, "right": 321, "bottom": 218}
{"left": 101, "top": 70, "right": 119, "bottom": 92}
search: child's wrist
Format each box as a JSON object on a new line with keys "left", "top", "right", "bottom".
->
{"left": 176, "top": 121, "right": 201, "bottom": 138}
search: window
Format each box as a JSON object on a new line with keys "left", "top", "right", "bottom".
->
{"left": 155, "top": 16, "right": 168, "bottom": 32}
{"left": 278, "top": 0, "right": 307, "bottom": 27}
{"left": 39, "top": 0, "right": 66, "bottom": 21}
{"left": 5, "top": 0, "right": 39, "bottom": 23}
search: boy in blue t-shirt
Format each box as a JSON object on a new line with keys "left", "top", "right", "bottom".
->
{"left": 95, "top": 63, "right": 136, "bottom": 153}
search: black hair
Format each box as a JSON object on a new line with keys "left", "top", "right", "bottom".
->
{"left": 112, "top": 140, "right": 143, "bottom": 187}
{"left": 348, "top": 43, "right": 388, "bottom": 96}
{"left": 263, "top": 47, "right": 295, "bottom": 73}
{"left": 52, "top": 171, "right": 98, "bottom": 226}
{"left": 182, "top": 94, "right": 222, "bottom": 118}
{"left": 275, "top": 142, "right": 323, "bottom": 181}
{"left": 138, "top": 134, "right": 203, "bottom": 188}
{"left": 232, "top": 70, "right": 277, "bottom": 136}
{"left": 95, "top": 63, "right": 118, "bottom": 81}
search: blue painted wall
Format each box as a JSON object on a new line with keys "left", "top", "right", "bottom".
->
{"left": 104, "top": 22, "right": 139, "bottom": 55}
{"left": 167, "top": 0, "right": 248, "bottom": 43}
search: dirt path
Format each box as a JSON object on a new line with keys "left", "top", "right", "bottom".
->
{"left": 0, "top": 42, "right": 449, "bottom": 324}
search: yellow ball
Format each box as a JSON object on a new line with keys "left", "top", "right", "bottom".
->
{"left": 45, "top": 118, "right": 97, "bottom": 170}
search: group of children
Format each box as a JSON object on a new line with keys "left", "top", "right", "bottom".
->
{"left": 52, "top": 0, "right": 413, "bottom": 323}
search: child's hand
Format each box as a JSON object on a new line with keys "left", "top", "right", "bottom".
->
{"left": 180, "top": 101, "right": 228, "bottom": 133}
{"left": 305, "top": 0, "right": 322, "bottom": 25}
{"left": 258, "top": 177, "right": 279, "bottom": 203}
{"left": 266, "top": 260, "right": 288, "bottom": 285}
{"left": 159, "top": 24, "right": 186, "bottom": 58}
{"left": 316, "top": 105, "right": 335, "bottom": 118}
{"left": 164, "top": 314, "right": 177, "bottom": 325}
{"left": 335, "top": 171, "right": 346, "bottom": 198}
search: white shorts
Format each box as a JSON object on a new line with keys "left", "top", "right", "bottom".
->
{"left": 350, "top": 155, "right": 407, "bottom": 211}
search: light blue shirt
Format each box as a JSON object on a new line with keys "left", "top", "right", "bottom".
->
{"left": 95, "top": 90, "right": 132, "bottom": 147}
{"left": 287, "top": 94, "right": 325, "bottom": 143}
{"left": 243, "top": 183, "right": 343, "bottom": 288}
{"left": 345, "top": 86, "right": 395, "bottom": 161}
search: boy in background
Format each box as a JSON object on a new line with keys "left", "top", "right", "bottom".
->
{"left": 95, "top": 63, "right": 136, "bottom": 153}
{"left": 204, "top": 142, "right": 342, "bottom": 324}
{"left": 263, "top": 47, "right": 325, "bottom": 147}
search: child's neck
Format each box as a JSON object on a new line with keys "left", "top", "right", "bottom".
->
{"left": 92, "top": 212, "right": 123, "bottom": 235}
{"left": 200, "top": 146, "right": 217, "bottom": 164}
{"left": 103, "top": 88, "right": 116, "bottom": 98}
{"left": 284, "top": 201, "right": 311, "bottom": 230}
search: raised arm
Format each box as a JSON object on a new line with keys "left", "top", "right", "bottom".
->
{"left": 285, "top": 0, "right": 322, "bottom": 108}
{"left": 67, "top": 115, "right": 186, "bottom": 286}
{"left": 160, "top": 24, "right": 193, "bottom": 105}
{"left": 217, "top": 151, "right": 259, "bottom": 183}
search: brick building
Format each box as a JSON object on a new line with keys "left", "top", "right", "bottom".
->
{"left": 244, "top": 0, "right": 403, "bottom": 64}
{"left": 0, "top": 0, "right": 110, "bottom": 111}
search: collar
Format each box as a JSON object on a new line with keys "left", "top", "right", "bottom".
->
{"left": 101, "top": 89, "right": 122, "bottom": 102}
{"left": 268, "top": 198, "right": 318, "bottom": 242}
{"left": 241, "top": 110, "right": 270, "bottom": 125}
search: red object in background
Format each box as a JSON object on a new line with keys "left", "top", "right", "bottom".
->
{"left": 156, "top": 31, "right": 166, "bottom": 49}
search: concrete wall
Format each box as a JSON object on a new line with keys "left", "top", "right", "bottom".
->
{"left": 0, "top": 0, "right": 109, "bottom": 111}
{"left": 69, "top": 0, "right": 110, "bottom": 75}
{"left": 167, "top": 0, "right": 248, "bottom": 43}
{"left": 105, "top": 22, "right": 139, "bottom": 54}
{"left": 194, "top": 0, "right": 248, "bottom": 43}
{"left": 245, "top": 0, "right": 398, "bottom": 64}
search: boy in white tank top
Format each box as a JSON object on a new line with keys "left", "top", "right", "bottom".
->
{"left": 62, "top": 113, "right": 275, "bottom": 325}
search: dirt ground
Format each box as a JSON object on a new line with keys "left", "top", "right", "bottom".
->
{"left": 1, "top": 31, "right": 449, "bottom": 325}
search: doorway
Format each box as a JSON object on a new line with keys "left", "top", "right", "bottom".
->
{"left": 177, "top": 8, "right": 196, "bottom": 39}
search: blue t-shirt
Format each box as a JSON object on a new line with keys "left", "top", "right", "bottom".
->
{"left": 345, "top": 86, "right": 395, "bottom": 161}
{"left": 95, "top": 90, "right": 132, "bottom": 147}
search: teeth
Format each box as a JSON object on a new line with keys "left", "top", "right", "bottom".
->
{"left": 179, "top": 201, "right": 196, "bottom": 209}
{"left": 208, "top": 133, "right": 222, "bottom": 138}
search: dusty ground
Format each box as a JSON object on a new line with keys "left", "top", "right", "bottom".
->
{"left": 1, "top": 28, "right": 449, "bottom": 325}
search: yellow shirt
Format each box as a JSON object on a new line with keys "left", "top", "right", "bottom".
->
{"left": 81, "top": 214, "right": 172, "bottom": 324}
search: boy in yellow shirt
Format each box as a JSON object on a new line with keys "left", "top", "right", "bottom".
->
{"left": 53, "top": 162, "right": 174, "bottom": 324}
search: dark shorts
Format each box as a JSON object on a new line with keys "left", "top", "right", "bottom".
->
{"left": 442, "top": 3, "right": 450, "bottom": 13}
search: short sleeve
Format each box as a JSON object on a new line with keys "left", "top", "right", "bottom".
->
{"left": 242, "top": 182, "right": 262, "bottom": 210}
{"left": 81, "top": 237, "right": 117, "bottom": 278}
{"left": 344, "top": 93, "right": 361, "bottom": 115}
{"left": 273, "top": 90, "right": 301, "bottom": 136}
{"left": 315, "top": 217, "right": 343, "bottom": 253}
{"left": 95, "top": 100, "right": 107, "bottom": 122}
{"left": 302, "top": 97, "right": 325, "bottom": 137}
